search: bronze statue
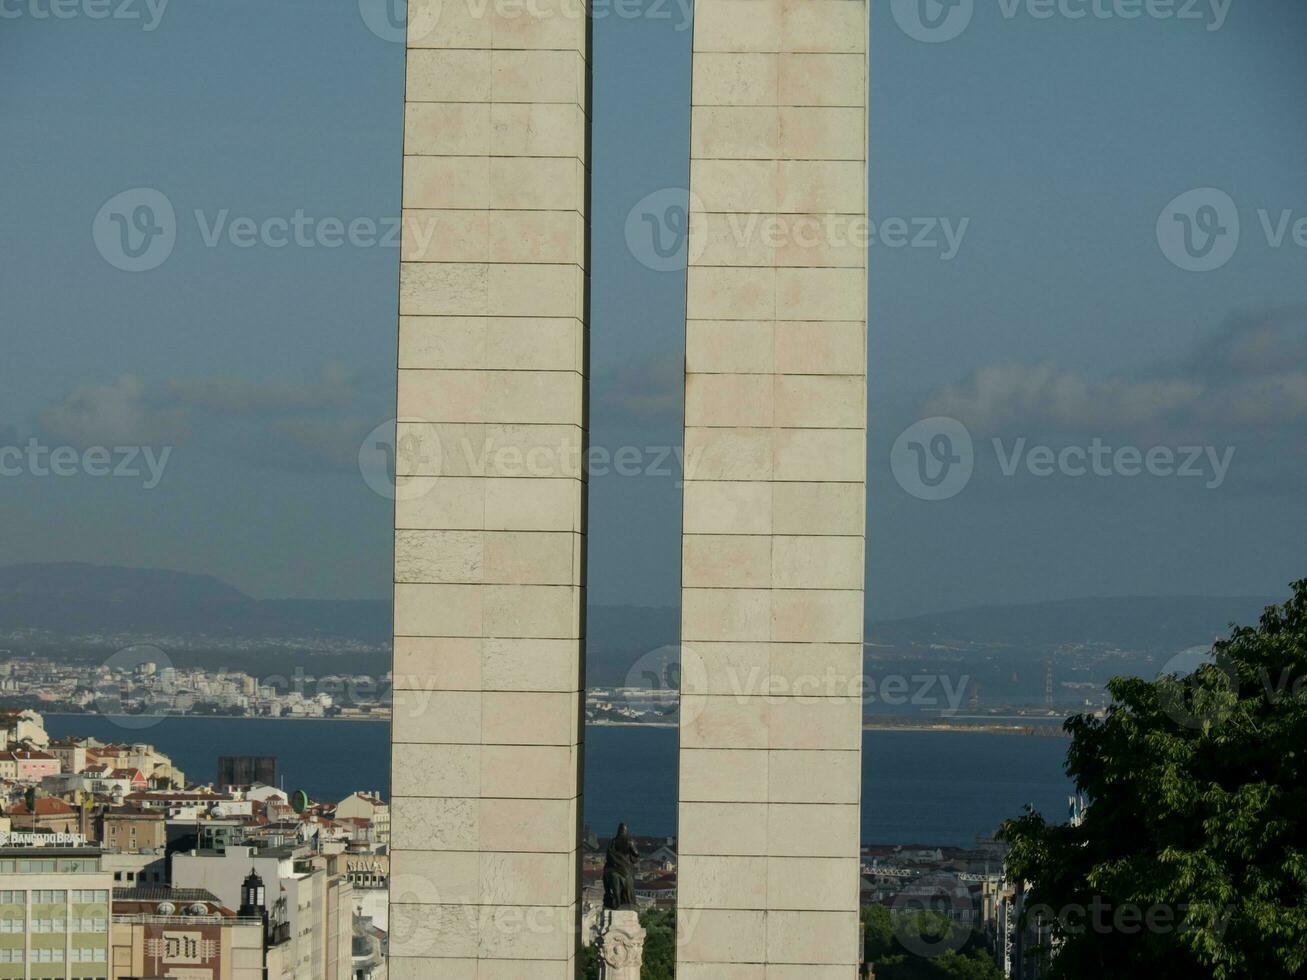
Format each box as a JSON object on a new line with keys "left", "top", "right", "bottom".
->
{"left": 602, "top": 823, "right": 640, "bottom": 910}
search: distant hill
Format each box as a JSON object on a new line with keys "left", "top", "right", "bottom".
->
{"left": 866, "top": 595, "right": 1279, "bottom": 654}
{"left": 581, "top": 594, "right": 1283, "bottom": 684}
{"left": 0, "top": 563, "right": 1285, "bottom": 679}
{"left": 0, "top": 562, "right": 249, "bottom": 603}
{"left": 0, "top": 562, "right": 388, "bottom": 643}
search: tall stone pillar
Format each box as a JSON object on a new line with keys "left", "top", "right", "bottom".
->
{"left": 388, "top": 1, "right": 589, "bottom": 976}
{"left": 595, "top": 909, "right": 647, "bottom": 979}
{"left": 677, "top": 1, "right": 869, "bottom": 976}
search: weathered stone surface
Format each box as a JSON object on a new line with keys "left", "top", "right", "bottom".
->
{"left": 678, "top": 1, "right": 869, "bottom": 974}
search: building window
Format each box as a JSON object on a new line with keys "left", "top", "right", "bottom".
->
{"left": 0, "top": 891, "right": 23, "bottom": 904}
{"left": 0, "top": 948, "right": 25, "bottom": 963}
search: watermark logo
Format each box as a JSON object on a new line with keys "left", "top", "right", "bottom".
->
{"left": 626, "top": 193, "right": 969, "bottom": 271}
{"left": 615, "top": 647, "right": 968, "bottom": 729}
{"left": 994, "top": 438, "right": 1234, "bottom": 488}
{"left": 358, "top": 0, "right": 440, "bottom": 43}
{"left": 1157, "top": 188, "right": 1240, "bottom": 272}
{"left": 94, "top": 188, "right": 427, "bottom": 271}
{"left": 622, "top": 645, "right": 708, "bottom": 725}
{"left": 1023, "top": 898, "right": 1236, "bottom": 940}
{"left": 358, "top": 419, "right": 443, "bottom": 501}
{"left": 1156, "top": 646, "right": 1237, "bottom": 731}
{"left": 893, "top": 420, "right": 1236, "bottom": 500}
{"left": 891, "top": 0, "right": 1231, "bottom": 42}
{"left": 1155, "top": 647, "right": 1307, "bottom": 732}
{"left": 892, "top": 417, "right": 975, "bottom": 501}
{"left": 625, "top": 188, "right": 704, "bottom": 273}
{"left": 193, "top": 210, "right": 402, "bottom": 250}
{"left": 890, "top": 874, "right": 975, "bottom": 957}
{"left": 1158, "top": 188, "right": 1307, "bottom": 272}
{"left": 388, "top": 872, "right": 573, "bottom": 955}
{"left": 360, "top": 0, "right": 693, "bottom": 39}
{"left": 0, "top": 439, "right": 172, "bottom": 489}
{"left": 387, "top": 872, "right": 444, "bottom": 953}
{"left": 94, "top": 644, "right": 173, "bottom": 731}
{"left": 360, "top": 420, "right": 702, "bottom": 499}
{"left": 891, "top": 0, "right": 975, "bottom": 42}
{"left": 93, "top": 188, "right": 176, "bottom": 273}
{"left": 0, "top": 0, "right": 169, "bottom": 30}
{"left": 868, "top": 216, "right": 969, "bottom": 259}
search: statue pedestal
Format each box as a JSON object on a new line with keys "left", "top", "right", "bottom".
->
{"left": 595, "top": 909, "right": 645, "bottom": 980}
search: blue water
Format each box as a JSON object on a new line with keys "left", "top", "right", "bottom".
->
{"left": 44, "top": 715, "right": 394, "bottom": 802}
{"left": 45, "top": 716, "right": 1073, "bottom": 847}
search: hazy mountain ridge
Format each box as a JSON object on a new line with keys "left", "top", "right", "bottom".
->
{"left": 866, "top": 595, "right": 1279, "bottom": 652}
{"left": 0, "top": 564, "right": 1284, "bottom": 679}
{"left": 587, "top": 594, "right": 1279, "bottom": 658}
{"left": 0, "top": 562, "right": 250, "bottom": 603}
{"left": 0, "top": 562, "right": 388, "bottom": 643}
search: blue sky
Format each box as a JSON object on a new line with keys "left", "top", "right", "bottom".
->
{"left": 2, "top": 0, "right": 1305, "bottom": 619}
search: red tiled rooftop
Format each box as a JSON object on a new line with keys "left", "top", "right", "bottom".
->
{"left": 11, "top": 797, "right": 77, "bottom": 816}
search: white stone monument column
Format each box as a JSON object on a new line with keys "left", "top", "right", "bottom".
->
{"left": 677, "top": 1, "right": 868, "bottom": 975}
{"left": 388, "top": 1, "right": 589, "bottom": 976}
{"left": 595, "top": 909, "right": 647, "bottom": 980}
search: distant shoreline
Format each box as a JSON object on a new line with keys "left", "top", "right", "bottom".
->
{"left": 575, "top": 718, "right": 1072, "bottom": 737}
{"left": 589, "top": 719, "right": 677, "bottom": 729}
{"left": 38, "top": 711, "right": 1070, "bottom": 738}
{"left": 862, "top": 719, "right": 1070, "bottom": 738}
{"left": 40, "top": 710, "right": 389, "bottom": 724}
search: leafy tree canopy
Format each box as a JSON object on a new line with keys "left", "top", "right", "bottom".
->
{"left": 1001, "top": 580, "right": 1307, "bottom": 978}
{"left": 863, "top": 904, "right": 1003, "bottom": 980}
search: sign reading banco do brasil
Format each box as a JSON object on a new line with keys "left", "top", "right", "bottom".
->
{"left": 0, "top": 831, "right": 90, "bottom": 847}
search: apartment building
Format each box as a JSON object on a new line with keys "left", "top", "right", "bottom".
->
{"left": 96, "top": 810, "right": 165, "bottom": 855}
{"left": 7, "top": 800, "right": 79, "bottom": 836}
{"left": 172, "top": 846, "right": 353, "bottom": 980}
{"left": 110, "top": 886, "right": 264, "bottom": 980}
{"left": 46, "top": 741, "right": 85, "bottom": 777}
{"left": 331, "top": 794, "right": 388, "bottom": 846}
{"left": 0, "top": 840, "right": 112, "bottom": 980}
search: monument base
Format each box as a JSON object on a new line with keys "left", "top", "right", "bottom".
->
{"left": 595, "top": 908, "right": 646, "bottom": 980}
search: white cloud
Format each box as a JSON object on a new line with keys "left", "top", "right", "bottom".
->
{"left": 924, "top": 362, "right": 1202, "bottom": 432}
{"left": 596, "top": 353, "right": 683, "bottom": 423}
{"left": 922, "top": 310, "right": 1307, "bottom": 438}
{"left": 165, "top": 363, "right": 356, "bottom": 415}
{"left": 265, "top": 417, "right": 372, "bottom": 472}
{"left": 37, "top": 367, "right": 380, "bottom": 471}
{"left": 38, "top": 376, "right": 189, "bottom": 447}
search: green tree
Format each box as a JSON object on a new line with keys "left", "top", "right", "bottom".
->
{"left": 863, "top": 905, "right": 1002, "bottom": 980}
{"left": 1001, "top": 581, "right": 1307, "bottom": 978}
{"left": 864, "top": 903, "right": 899, "bottom": 960}
{"left": 580, "top": 942, "right": 599, "bottom": 980}
{"left": 639, "top": 907, "right": 676, "bottom": 980}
